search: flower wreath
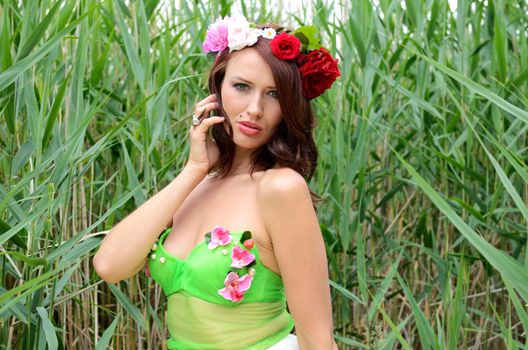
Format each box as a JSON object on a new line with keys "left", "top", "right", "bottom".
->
{"left": 202, "top": 14, "right": 340, "bottom": 100}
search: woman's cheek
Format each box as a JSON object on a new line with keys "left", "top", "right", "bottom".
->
{"left": 224, "top": 93, "right": 243, "bottom": 118}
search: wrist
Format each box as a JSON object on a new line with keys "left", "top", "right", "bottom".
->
{"left": 183, "top": 163, "right": 209, "bottom": 178}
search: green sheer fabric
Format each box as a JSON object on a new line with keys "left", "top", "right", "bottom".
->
{"left": 166, "top": 292, "right": 294, "bottom": 349}
{"left": 148, "top": 228, "right": 294, "bottom": 349}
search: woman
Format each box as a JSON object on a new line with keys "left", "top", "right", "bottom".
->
{"left": 93, "top": 15, "right": 340, "bottom": 350}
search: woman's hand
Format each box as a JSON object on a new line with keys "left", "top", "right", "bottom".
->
{"left": 186, "top": 94, "right": 225, "bottom": 173}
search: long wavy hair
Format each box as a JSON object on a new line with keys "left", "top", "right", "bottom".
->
{"left": 207, "top": 24, "right": 323, "bottom": 206}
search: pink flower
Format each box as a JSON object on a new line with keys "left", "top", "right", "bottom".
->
{"left": 208, "top": 225, "right": 232, "bottom": 249}
{"left": 230, "top": 245, "right": 256, "bottom": 268}
{"left": 218, "top": 272, "right": 253, "bottom": 302}
{"left": 203, "top": 16, "right": 230, "bottom": 53}
{"left": 227, "top": 15, "right": 258, "bottom": 51}
{"left": 145, "top": 262, "right": 151, "bottom": 278}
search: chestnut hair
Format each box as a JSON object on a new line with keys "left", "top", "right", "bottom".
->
{"left": 207, "top": 24, "right": 323, "bottom": 205}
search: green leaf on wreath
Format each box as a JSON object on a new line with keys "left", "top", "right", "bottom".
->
{"left": 295, "top": 32, "right": 309, "bottom": 50}
{"left": 294, "top": 25, "right": 322, "bottom": 51}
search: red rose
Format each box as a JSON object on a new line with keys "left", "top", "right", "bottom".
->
{"left": 270, "top": 33, "right": 301, "bottom": 60}
{"left": 297, "top": 48, "right": 340, "bottom": 99}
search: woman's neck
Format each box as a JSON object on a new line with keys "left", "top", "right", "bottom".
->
{"left": 228, "top": 165, "right": 253, "bottom": 176}
{"left": 231, "top": 146, "right": 257, "bottom": 174}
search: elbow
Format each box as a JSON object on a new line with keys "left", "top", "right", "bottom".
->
{"left": 92, "top": 254, "right": 121, "bottom": 284}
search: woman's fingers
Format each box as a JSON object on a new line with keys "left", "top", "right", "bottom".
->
{"left": 194, "top": 101, "right": 219, "bottom": 117}
{"left": 193, "top": 100, "right": 221, "bottom": 128}
{"left": 196, "top": 116, "right": 225, "bottom": 131}
{"left": 186, "top": 95, "right": 223, "bottom": 173}
{"left": 195, "top": 94, "right": 218, "bottom": 112}
{"left": 187, "top": 114, "right": 224, "bottom": 171}
{"left": 189, "top": 114, "right": 225, "bottom": 140}
{"left": 197, "top": 93, "right": 217, "bottom": 105}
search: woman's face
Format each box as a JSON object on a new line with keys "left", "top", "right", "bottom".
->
{"left": 220, "top": 48, "right": 283, "bottom": 150}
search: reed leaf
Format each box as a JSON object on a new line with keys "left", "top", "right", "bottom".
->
{"left": 393, "top": 149, "right": 528, "bottom": 301}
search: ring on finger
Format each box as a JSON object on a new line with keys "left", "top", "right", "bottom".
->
{"left": 191, "top": 108, "right": 205, "bottom": 126}
{"left": 192, "top": 114, "right": 201, "bottom": 126}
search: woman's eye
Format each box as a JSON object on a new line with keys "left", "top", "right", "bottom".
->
{"left": 268, "top": 90, "right": 278, "bottom": 98}
{"left": 233, "top": 83, "right": 248, "bottom": 90}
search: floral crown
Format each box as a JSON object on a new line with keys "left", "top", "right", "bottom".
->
{"left": 202, "top": 14, "right": 340, "bottom": 100}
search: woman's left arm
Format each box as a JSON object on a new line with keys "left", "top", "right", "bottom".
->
{"left": 258, "top": 169, "right": 339, "bottom": 350}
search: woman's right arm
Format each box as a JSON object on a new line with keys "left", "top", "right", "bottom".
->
{"left": 93, "top": 94, "right": 224, "bottom": 283}
{"left": 92, "top": 164, "right": 206, "bottom": 283}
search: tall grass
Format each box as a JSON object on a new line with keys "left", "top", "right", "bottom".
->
{"left": 1, "top": 0, "right": 527, "bottom": 348}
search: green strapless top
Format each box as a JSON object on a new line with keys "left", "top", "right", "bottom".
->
{"left": 147, "top": 226, "right": 294, "bottom": 349}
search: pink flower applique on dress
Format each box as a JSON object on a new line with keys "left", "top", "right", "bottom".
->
{"left": 207, "top": 225, "right": 232, "bottom": 250}
{"left": 145, "top": 262, "right": 151, "bottom": 278}
{"left": 218, "top": 271, "right": 254, "bottom": 302}
{"left": 230, "top": 245, "right": 256, "bottom": 268}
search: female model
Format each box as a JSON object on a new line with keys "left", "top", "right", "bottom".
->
{"left": 94, "top": 15, "right": 340, "bottom": 350}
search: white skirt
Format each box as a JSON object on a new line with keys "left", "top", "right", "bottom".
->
{"left": 266, "top": 334, "right": 299, "bottom": 350}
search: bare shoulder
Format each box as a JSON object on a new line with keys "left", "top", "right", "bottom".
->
{"left": 256, "top": 167, "right": 331, "bottom": 339}
{"left": 257, "top": 168, "right": 313, "bottom": 220}
{"left": 259, "top": 168, "right": 333, "bottom": 350}
{"left": 258, "top": 167, "right": 309, "bottom": 198}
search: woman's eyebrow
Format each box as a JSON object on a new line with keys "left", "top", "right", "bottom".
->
{"left": 232, "top": 76, "right": 276, "bottom": 89}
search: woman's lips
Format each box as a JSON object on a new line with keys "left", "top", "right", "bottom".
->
{"left": 238, "top": 123, "right": 262, "bottom": 136}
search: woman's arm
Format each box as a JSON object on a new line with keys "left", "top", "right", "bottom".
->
{"left": 94, "top": 94, "right": 224, "bottom": 283}
{"left": 258, "top": 168, "right": 338, "bottom": 350}
{"left": 93, "top": 164, "right": 207, "bottom": 283}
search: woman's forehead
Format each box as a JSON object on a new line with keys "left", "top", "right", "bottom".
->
{"left": 224, "top": 49, "right": 276, "bottom": 86}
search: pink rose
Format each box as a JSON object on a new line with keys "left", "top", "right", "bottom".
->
{"left": 203, "top": 16, "right": 230, "bottom": 53}
{"left": 230, "top": 245, "right": 256, "bottom": 268}
{"left": 218, "top": 272, "right": 254, "bottom": 302}
{"left": 208, "top": 225, "right": 232, "bottom": 249}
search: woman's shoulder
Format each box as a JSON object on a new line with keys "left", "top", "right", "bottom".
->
{"left": 258, "top": 167, "right": 309, "bottom": 199}
{"left": 256, "top": 167, "right": 313, "bottom": 234}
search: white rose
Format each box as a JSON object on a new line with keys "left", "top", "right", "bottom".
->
{"left": 228, "top": 16, "right": 258, "bottom": 51}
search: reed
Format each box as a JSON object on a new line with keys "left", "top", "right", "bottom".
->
{"left": 1, "top": 0, "right": 527, "bottom": 348}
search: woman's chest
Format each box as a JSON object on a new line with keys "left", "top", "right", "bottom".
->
{"left": 165, "top": 173, "right": 281, "bottom": 276}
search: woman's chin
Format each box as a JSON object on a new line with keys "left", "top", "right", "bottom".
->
{"left": 233, "top": 137, "right": 263, "bottom": 151}
{"left": 234, "top": 143, "right": 258, "bottom": 151}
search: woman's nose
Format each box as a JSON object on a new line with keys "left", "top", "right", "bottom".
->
{"left": 246, "top": 92, "right": 263, "bottom": 118}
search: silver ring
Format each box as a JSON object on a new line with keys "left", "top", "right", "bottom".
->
{"left": 192, "top": 114, "right": 201, "bottom": 126}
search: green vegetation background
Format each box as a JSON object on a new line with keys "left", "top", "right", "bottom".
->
{"left": 1, "top": 0, "right": 528, "bottom": 348}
